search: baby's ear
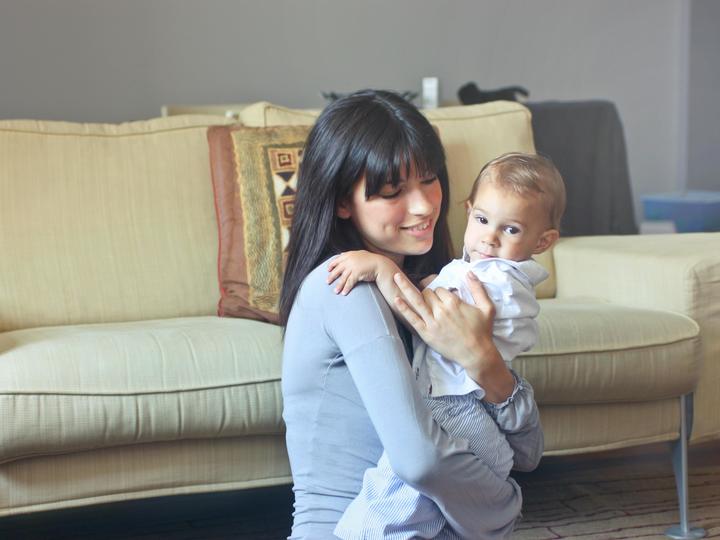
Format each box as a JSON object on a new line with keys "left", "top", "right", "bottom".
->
{"left": 465, "top": 200, "right": 472, "bottom": 215}
{"left": 533, "top": 229, "right": 559, "bottom": 254}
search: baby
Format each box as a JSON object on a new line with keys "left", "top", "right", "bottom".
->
{"left": 329, "top": 152, "right": 566, "bottom": 539}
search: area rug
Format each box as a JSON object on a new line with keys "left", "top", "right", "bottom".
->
{"left": 514, "top": 465, "right": 720, "bottom": 539}
{"left": 2, "top": 464, "right": 717, "bottom": 539}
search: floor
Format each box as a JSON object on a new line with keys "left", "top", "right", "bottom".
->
{"left": 0, "top": 441, "right": 717, "bottom": 540}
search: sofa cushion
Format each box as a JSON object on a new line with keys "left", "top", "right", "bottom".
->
{"left": 239, "top": 100, "right": 557, "bottom": 300}
{"left": 239, "top": 101, "right": 321, "bottom": 127}
{"left": 0, "top": 116, "right": 233, "bottom": 333}
{"left": 207, "top": 124, "right": 311, "bottom": 323}
{"left": 0, "top": 316, "right": 283, "bottom": 464}
{"left": 517, "top": 298, "right": 701, "bottom": 404}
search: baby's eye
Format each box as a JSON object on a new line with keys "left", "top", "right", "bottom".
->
{"left": 504, "top": 226, "right": 521, "bottom": 235}
{"left": 474, "top": 215, "right": 488, "bottom": 224}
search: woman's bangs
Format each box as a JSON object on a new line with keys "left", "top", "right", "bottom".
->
{"left": 363, "top": 130, "right": 443, "bottom": 198}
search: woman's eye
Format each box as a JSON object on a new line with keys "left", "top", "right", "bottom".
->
{"left": 421, "top": 176, "right": 438, "bottom": 185}
{"left": 379, "top": 187, "right": 402, "bottom": 199}
{"left": 505, "top": 226, "right": 521, "bottom": 235}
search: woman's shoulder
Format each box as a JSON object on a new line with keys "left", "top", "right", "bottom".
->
{"left": 297, "top": 256, "right": 391, "bottom": 316}
{"left": 300, "top": 256, "right": 373, "bottom": 298}
{"left": 299, "top": 256, "right": 339, "bottom": 297}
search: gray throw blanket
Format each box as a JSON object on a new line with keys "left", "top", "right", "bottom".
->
{"left": 527, "top": 100, "right": 638, "bottom": 236}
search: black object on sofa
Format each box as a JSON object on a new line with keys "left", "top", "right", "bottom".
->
{"left": 526, "top": 100, "right": 638, "bottom": 237}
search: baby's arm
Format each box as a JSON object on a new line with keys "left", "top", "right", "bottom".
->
{"left": 327, "top": 250, "right": 403, "bottom": 304}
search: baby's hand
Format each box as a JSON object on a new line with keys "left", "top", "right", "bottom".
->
{"left": 327, "top": 251, "right": 396, "bottom": 295}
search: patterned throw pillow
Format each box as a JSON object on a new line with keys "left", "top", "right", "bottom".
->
{"left": 207, "top": 125, "right": 310, "bottom": 323}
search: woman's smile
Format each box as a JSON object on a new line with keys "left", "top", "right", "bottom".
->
{"left": 401, "top": 218, "right": 433, "bottom": 236}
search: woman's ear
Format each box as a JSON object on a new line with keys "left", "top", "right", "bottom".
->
{"left": 336, "top": 198, "right": 352, "bottom": 219}
{"left": 533, "top": 229, "right": 559, "bottom": 254}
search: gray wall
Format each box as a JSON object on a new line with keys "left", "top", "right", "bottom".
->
{"left": 688, "top": 0, "right": 720, "bottom": 191}
{"left": 0, "top": 0, "right": 704, "bottom": 219}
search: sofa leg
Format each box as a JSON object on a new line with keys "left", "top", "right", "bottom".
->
{"left": 665, "top": 393, "right": 706, "bottom": 539}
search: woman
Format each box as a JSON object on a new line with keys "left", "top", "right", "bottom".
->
{"left": 280, "top": 90, "right": 543, "bottom": 539}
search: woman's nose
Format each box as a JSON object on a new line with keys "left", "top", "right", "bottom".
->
{"left": 407, "top": 187, "right": 434, "bottom": 215}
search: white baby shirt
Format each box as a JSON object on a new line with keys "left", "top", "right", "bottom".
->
{"left": 413, "top": 257, "right": 548, "bottom": 400}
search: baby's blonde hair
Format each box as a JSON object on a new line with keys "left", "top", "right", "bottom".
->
{"left": 469, "top": 152, "right": 566, "bottom": 230}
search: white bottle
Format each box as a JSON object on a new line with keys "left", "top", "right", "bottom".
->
{"left": 422, "top": 77, "right": 439, "bottom": 109}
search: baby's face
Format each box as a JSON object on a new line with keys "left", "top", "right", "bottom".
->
{"left": 464, "top": 181, "right": 555, "bottom": 262}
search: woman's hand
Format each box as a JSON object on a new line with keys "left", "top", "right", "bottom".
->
{"left": 393, "top": 271, "right": 515, "bottom": 403}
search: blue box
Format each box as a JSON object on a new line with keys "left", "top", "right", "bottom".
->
{"left": 642, "top": 191, "right": 720, "bottom": 233}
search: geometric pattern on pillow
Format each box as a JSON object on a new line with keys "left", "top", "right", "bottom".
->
{"left": 207, "top": 125, "right": 310, "bottom": 323}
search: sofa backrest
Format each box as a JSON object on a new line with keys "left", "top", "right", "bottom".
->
{"left": 0, "top": 115, "right": 232, "bottom": 332}
{"left": 237, "top": 100, "right": 556, "bottom": 299}
{"left": 0, "top": 102, "right": 556, "bottom": 333}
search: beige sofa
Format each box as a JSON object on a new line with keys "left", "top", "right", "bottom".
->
{"left": 1, "top": 102, "right": 718, "bottom": 523}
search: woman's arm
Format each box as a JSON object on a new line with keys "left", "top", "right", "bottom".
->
{"left": 318, "top": 270, "right": 523, "bottom": 538}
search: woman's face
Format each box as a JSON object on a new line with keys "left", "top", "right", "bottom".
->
{"left": 337, "top": 163, "right": 442, "bottom": 266}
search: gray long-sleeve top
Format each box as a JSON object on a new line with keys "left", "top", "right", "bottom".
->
{"left": 281, "top": 260, "right": 544, "bottom": 539}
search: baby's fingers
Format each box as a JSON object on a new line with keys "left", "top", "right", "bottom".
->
{"left": 332, "top": 268, "right": 361, "bottom": 295}
{"left": 339, "top": 273, "right": 358, "bottom": 296}
{"left": 326, "top": 260, "right": 346, "bottom": 284}
{"left": 330, "top": 270, "right": 349, "bottom": 294}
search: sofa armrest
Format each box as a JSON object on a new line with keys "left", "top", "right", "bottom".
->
{"left": 552, "top": 232, "right": 720, "bottom": 442}
{"left": 553, "top": 233, "right": 720, "bottom": 316}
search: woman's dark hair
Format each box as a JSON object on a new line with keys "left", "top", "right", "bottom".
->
{"left": 279, "top": 89, "right": 453, "bottom": 325}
